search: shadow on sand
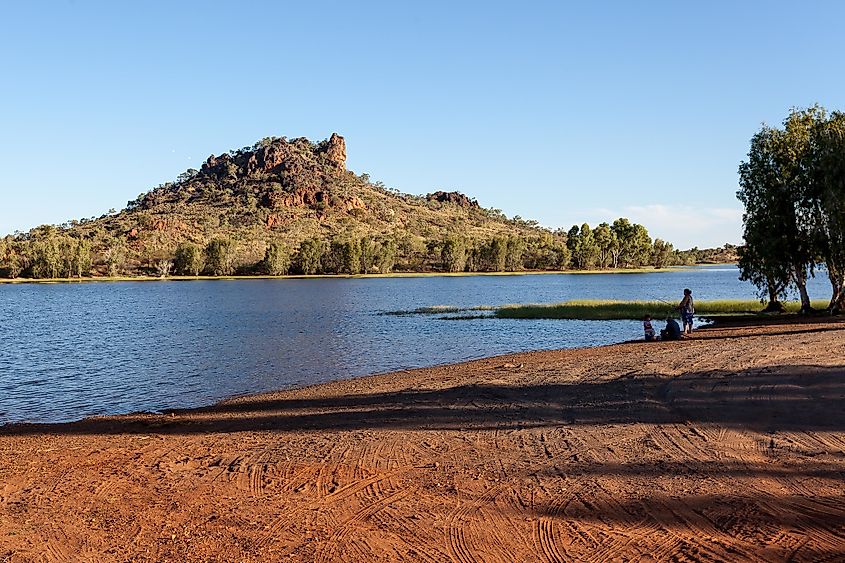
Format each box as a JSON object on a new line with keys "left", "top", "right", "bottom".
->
{"left": 2, "top": 363, "right": 843, "bottom": 437}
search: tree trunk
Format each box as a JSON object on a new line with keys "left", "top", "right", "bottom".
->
{"left": 793, "top": 267, "right": 813, "bottom": 313}
{"left": 827, "top": 266, "right": 845, "bottom": 313}
{"left": 836, "top": 286, "right": 845, "bottom": 313}
{"left": 763, "top": 281, "right": 786, "bottom": 313}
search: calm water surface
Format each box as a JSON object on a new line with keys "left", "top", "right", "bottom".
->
{"left": 0, "top": 266, "right": 829, "bottom": 424}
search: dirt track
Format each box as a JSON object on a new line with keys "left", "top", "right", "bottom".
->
{"left": 1, "top": 318, "right": 844, "bottom": 561}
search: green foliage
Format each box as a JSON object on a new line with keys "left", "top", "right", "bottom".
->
{"left": 360, "top": 237, "right": 376, "bottom": 274}
{"left": 482, "top": 237, "right": 507, "bottom": 271}
{"left": 360, "top": 237, "right": 395, "bottom": 273}
{"left": 295, "top": 238, "right": 324, "bottom": 275}
{"left": 592, "top": 222, "right": 615, "bottom": 269}
{"left": 569, "top": 223, "right": 598, "bottom": 269}
{"left": 651, "top": 239, "right": 674, "bottom": 269}
{"left": 0, "top": 237, "right": 26, "bottom": 278}
{"left": 22, "top": 227, "right": 92, "bottom": 278}
{"left": 71, "top": 238, "right": 92, "bottom": 277}
{"left": 376, "top": 238, "right": 396, "bottom": 273}
{"left": 737, "top": 105, "right": 845, "bottom": 311}
{"left": 611, "top": 218, "right": 652, "bottom": 267}
{"left": 263, "top": 241, "right": 291, "bottom": 276}
{"left": 803, "top": 110, "right": 845, "bottom": 311}
{"left": 204, "top": 238, "right": 236, "bottom": 276}
{"left": 505, "top": 236, "right": 526, "bottom": 271}
{"left": 523, "top": 235, "right": 570, "bottom": 270}
{"left": 105, "top": 238, "right": 127, "bottom": 277}
{"left": 441, "top": 235, "right": 467, "bottom": 272}
{"left": 31, "top": 236, "right": 61, "bottom": 278}
{"left": 173, "top": 243, "right": 204, "bottom": 276}
{"left": 325, "top": 238, "right": 362, "bottom": 274}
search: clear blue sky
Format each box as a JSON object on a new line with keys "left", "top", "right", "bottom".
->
{"left": 2, "top": 1, "right": 844, "bottom": 248}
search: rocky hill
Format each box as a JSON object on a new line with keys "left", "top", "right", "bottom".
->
{"left": 0, "top": 133, "right": 731, "bottom": 279}
{"left": 2, "top": 134, "right": 570, "bottom": 277}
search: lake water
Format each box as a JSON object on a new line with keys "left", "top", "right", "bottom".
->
{"left": 0, "top": 266, "right": 831, "bottom": 424}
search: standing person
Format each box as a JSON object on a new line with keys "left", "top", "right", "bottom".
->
{"left": 678, "top": 288, "right": 694, "bottom": 335}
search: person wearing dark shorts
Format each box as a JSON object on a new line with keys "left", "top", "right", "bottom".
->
{"left": 678, "top": 288, "right": 694, "bottom": 335}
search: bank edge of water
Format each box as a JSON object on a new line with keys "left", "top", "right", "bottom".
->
{"left": 0, "top": 265, "right": 733, "bottom": 285}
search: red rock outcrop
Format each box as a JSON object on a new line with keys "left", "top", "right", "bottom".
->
{"left": 262, "top": 187, "right": 364, "bottom": 213}
{"left": 319, "top": 133, "right": 346, "bottom": 169}
{"left": 426, "top": 191, "right": 479, "bottom": 209}
{"left": 141, "top": 134, "right": 360, "bottom": 215}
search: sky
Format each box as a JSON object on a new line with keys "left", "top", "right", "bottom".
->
{"left": 2, "top": 1, "right": 845, "bottom": 248}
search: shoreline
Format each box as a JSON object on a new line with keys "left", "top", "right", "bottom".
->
{"left": 0, "top": 314, "right": 822, "bottom": 430}
{"left": 0, "top": 263, "right": 731, "bottom": 284}
{"left": 2, "top": 317, "right": 843, "bottom": 560}
{"left": 0, "top": 314, "right": 731, "bottom": 430}
{"left": 0, "top": 335, "right": 647, "bottom": 430}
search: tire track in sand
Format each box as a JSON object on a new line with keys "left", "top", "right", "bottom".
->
{"left": 446, "top": 484, "right": 507, "bottom": 563}
{"left": 532, "top": 483, "right": 585, "bottom": 563}
{"left": 314, "top": 487, "right": 415, "bottom": 563}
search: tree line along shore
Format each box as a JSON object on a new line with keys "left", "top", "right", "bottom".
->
{"left": 0, "top": 217, "right": 736, "bottom": 280}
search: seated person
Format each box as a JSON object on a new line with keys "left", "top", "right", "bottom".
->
{"left": 643, "top": 314, "right": 655, "bottom": 341}
{"left": 660, "top": 316, "right": 682, "bottom": 341}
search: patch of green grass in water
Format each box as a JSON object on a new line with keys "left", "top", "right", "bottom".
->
{"left": 494, "top": 299, "right": 831, "bottom": 320}
{"left": 383, "top": 305, "right": 496, "bottom": 316}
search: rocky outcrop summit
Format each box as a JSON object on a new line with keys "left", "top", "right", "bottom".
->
{"left": 321, "top": 133, "right": 346, "bottom": 169}
{"left": 200, "top": 134, "right": 347, "bottom": 180}
{"left": 135, "top": 133, "right": 361, "bottom": 215}
{"left": 426, "top": 191, "right": 480, "bottom": 209}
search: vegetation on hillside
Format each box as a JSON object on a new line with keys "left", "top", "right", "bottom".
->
{"left": 0, "top": 134, "right": 732, "bottom": 280}
{"left": 738, "top": 105, "right": 845, "bottom": 312}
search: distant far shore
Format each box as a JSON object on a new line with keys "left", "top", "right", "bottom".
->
{"left": 0, "top": 263, "right": 734, "bottom": 284}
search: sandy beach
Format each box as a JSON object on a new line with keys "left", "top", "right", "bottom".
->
{"left": 1, "top": 318, "right": 844, "bottom": 562}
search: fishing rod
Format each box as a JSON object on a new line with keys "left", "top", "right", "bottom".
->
{"left": 647, "top": 295, "right": 678, "bottom": 316}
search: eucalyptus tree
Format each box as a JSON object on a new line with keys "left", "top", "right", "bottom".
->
{"left": 204, "top": 237, "right": 236, "bottom": 276}
{"left": 505, "top": 236, "right": 526, "bottom": 271}
{"left": 68, "top": 238, "right": 92, "bottom": 277}
{"left": 359, "top": 237, "right": 376, "bottom": 274}
{"left": 611, "top": 218, "right": 651, "bottom": 267}
{"left": 174, "top": 242, "right": 204, "bottom": 276}
{"left": 263, "top": 240, "right": 290, "bottom": 275}
{"left": 735, "top": 205, "right": 790, "bottom": 310}
{"left": 482, "top": 236, "right": 507, "bottom": 271}
{"left": 651, "top": 239, "right": 674, "bottom": 269}
{"left": 592, "top": 222, "right": 615, "bottom": 268}
{"left": 737, "top": 109, "right": 820, "bottom": 312}
{"left": 374, "top": 237, "right": 396, "bottom": 273}
{"left": 295, "top": 238, "right": 324, "bottom": 275}
{"left": 805, "top": 110, "right": 845, "bottom": 311}
{"left": 441, "top": 235, "right": 467, "bottom": 272}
